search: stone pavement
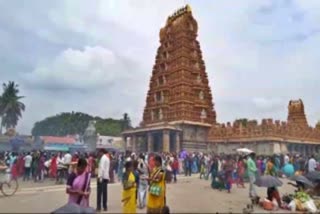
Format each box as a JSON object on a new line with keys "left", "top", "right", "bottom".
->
{"left": 0, "top": 175, "right": 296, "bottom": 213}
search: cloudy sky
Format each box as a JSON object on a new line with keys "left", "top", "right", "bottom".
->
{"left": 1, "top": 0, "right": 320, "bottom": 134}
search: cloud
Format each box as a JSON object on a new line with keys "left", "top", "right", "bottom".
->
{"left": 252, "top": 97, "right": 285, "bottom": 111}
{"left": 24, "top": 46, "right": 130, "bottom": 90}
{"left": 1, "top": 0, "right": 320, "bottom": 134}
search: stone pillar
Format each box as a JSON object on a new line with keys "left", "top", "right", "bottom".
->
{"left": 302, "top": 145, "right": 307, "bottom": 156}
{"left": 311, "top": 145, "right": 316, "bottom": 155}
{"left": 123, "top": 136, "right": 127, "bottom": 151}
{"left": 132, "top": 135, "right": 137, "bottom": 153}
{"left": 147, "top": 132, "right": 153, "bottom": 152}
{"left": 175, "top": 132, "right": 180, "bottom": 153}
{"left": 163, "top": 130, "right": 170, "bottom": 153}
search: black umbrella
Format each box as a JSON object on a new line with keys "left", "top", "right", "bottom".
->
{"left": 52, "top": 203, "right": 95, "bottom": 214}
{"left": 305, "top": 171, "right": 320, "bottom": 182}
{"left": 254, "top": 175, "right": 283, "bottom": 188}
{"left": 289, "top": 175, "right": 314, "bottom": 188}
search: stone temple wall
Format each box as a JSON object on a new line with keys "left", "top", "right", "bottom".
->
{"left": 209, "top": 118, "right": 320, "bottom": 143}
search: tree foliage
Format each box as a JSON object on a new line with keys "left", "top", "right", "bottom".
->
{"left": 0, "top": 81, "right": 25, "bottom": 132}
{"left": 32, "top": 112, "right": 132, "bottom": 137}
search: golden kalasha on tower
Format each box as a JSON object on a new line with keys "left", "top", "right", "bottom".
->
{"left": 122, "top": 5, "right": 320, "bottom": 155}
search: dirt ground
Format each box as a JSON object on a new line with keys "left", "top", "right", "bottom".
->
{"left": 0, "top": 175, "right": 296, "bottom": 213}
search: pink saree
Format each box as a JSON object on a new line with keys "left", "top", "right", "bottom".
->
{"left": 68, "top": 172, "right": 91, "bottom": 207}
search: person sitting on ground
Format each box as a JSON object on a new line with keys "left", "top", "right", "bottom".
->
{"left": 267, "top": 187, "right": 281, "bottom": 208}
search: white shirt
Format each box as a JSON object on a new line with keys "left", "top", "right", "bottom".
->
{"left": 284, "top": 155, "right": 289, "bottom": 165}
{"left": 24, "top": 155, "right": 32, "bottom": 168}
{"left": 308, "top": 158, "right": 317, "bottom": 172}
{"left": 64, "top": 153, "right": 72, "bottom": 165}
{"left": 98, "top": 154, "right": 110, "bottom": 180}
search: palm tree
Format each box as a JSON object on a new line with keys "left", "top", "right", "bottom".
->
{"left": 0, "top": 81, "right": 25, "bottom": 133}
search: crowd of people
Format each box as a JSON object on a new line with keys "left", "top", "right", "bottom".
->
{"left": 1, "top": 149, "right": 320, "bottom": 213}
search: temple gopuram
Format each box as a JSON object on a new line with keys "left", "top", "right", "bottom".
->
{"left": 122, "top": 5, "right": 320, "bottom": 155}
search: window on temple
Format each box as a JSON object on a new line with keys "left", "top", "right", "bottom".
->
{"left": 151, "top": 110, "right": 154, "bottom": 121}
{"left": 154, "top": 109, "right": 163, "bottom": 120}
{"left": 160, "top": 63, "right": 168, "bottom": 71}
{"left": 156, "top": 92, "right": 162, "bottom": 102}
{"left": 199, "top": 91, "right": 204, "bottom": 100}
{"left": 197, "top": 74, "right": 202, "bottom": 83}
{"left": 159, "top": 76, "right": 164, "bottom": 85}
{"left": 195, "top": 62, "right": 200, "bottom": 69}
{"left": 159, "top": 108, "right": 163, "bottom": 120}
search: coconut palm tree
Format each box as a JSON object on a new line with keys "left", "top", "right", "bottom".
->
{"left": 0, "top": 81, "right": 25, "bottom": 133}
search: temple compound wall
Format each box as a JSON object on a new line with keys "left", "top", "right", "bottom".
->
{"left": 210, "top": 100, "right": 320, "bottom": 155}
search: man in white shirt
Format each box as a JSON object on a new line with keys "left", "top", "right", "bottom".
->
{"left": 23, "top": 153, "right": 32, "bottom": 181}
{"left": 97, "top": 149, "right": 110, "bottom": 212}
{"left": 63, "top": 152, "right": 72, "bottom": 175}
{"left": 284, "top": 154, "right": 290, "bottom": 165}
{"left": 308, "top": 155, "right": 317, "bottom": 172}
{"left": 63, "top": 152, "right": 72, "bottom": 165}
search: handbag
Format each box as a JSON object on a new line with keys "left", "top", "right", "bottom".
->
{"left": 149, "top": 168, "right": 163, "bottom": 196}
{"left": 149, "top": 183, "right": 162, "bottom": 196}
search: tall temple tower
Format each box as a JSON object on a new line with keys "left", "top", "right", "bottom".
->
{"left": 287, "top": 99, "right": 308, "bottom": 127}
{"left": 123, "top": 5, "right": 216, "bottom": 152}
{"left": 143, "top": 5, "right": 216, "bottom": 126}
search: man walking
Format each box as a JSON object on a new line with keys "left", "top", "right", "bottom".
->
{"left": 97, "top": 149, "right": 110, "bottom": 212}
{"left": 247, "top": 153, "right": 258, "bottom": 199}
{"left": 308, "top": 155, "right": 317, "bottom": 173}
{"left": 23, "top": 153, "right": 32, "bottom": 181}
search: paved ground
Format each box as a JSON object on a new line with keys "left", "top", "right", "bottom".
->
{"left": 0, "top": 175, "right": 296, "bottom": 213}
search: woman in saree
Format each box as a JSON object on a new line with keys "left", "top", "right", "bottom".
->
{"left": 66, "top": 158, "right": 91, "bottom": 207}
{"left": 122, "top": 161, "right": 137, "bottom": 214}
{"left": 265, "top": 157, "right": 276, "bottom": 176}
{"left": 146, "top": 155, "right": 166, "bottom": 214}
{"left": 50, "top": 154, "right": 58, "bottom": 178}
{"left": 237, "top": 157, "right": 245, "bottom": 188}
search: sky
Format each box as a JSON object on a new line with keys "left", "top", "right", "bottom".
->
{"left": 0, "top": 0, "right": 320, "bottom": 135}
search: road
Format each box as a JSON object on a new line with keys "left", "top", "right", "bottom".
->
{"left": 0, "top": 175, "right": 295, "bottom": 213}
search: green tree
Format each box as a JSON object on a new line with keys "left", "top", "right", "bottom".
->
{"left": 0, "top": 81, "right": 25, "bottom": 133}
{"left": 32, "top": 112, "right": 125, "bottom": 137}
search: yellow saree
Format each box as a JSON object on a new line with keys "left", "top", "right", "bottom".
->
{"left": 122, "top": 172, "right": 136, "bottom": 214}
{"left": 147, "top": 167, "right": 166, "bottom": 214}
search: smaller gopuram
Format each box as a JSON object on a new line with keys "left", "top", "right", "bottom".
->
{"left": 122, "top": 5, "right": 216, "bottom": 153}
{"left": 287, "top": 99, "right": 308, "bottom": 128}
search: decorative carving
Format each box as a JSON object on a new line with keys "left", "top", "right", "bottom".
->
{"left": 142, "top": 6, "right": 216, "bottom": 124}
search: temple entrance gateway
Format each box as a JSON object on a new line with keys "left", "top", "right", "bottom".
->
{"left": 122, "top": 125, "right": 182, "bottom": 153}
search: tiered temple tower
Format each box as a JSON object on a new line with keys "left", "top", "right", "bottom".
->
{"left": 287, "top": 99, "right": 308, "bottom": 127}
{"left": 123, "top": 5, "right": 216, "bottom": 152}
{"left": 143, "top": 5, "right": 216, "bottom": 126}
